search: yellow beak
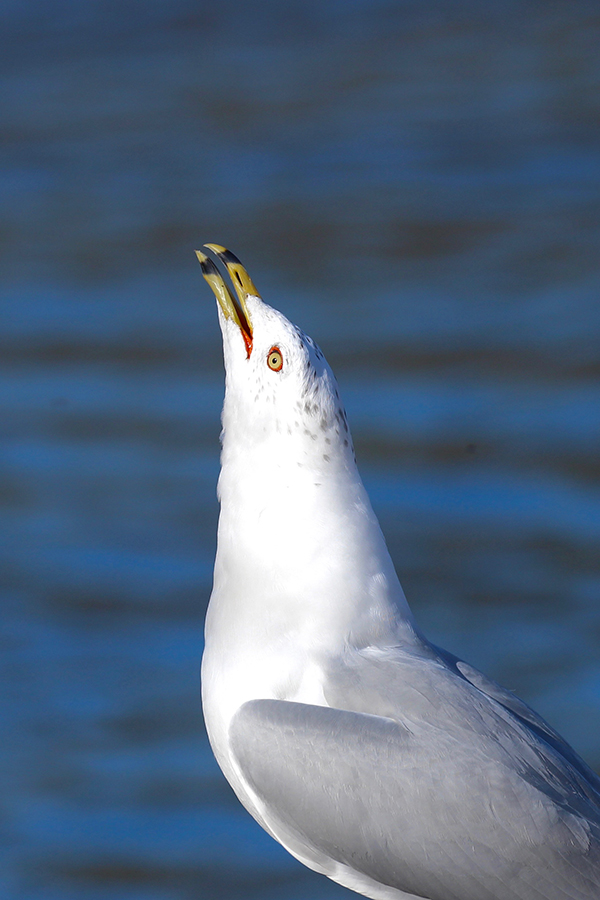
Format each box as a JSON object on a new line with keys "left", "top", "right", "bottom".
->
{"left": 195, "top": 244, "right": 259, "bottom": 357}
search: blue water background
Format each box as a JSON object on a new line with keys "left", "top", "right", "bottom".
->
{"left": 2, "top": 1, "right": 600, "bottom": 897}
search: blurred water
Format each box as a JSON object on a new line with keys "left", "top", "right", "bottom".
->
{"left": 1, "top": 1, "right": 600, "bottom": 898}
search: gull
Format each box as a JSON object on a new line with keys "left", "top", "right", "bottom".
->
{"left": 196, "top": 244, "right": 600, "bottom": 900}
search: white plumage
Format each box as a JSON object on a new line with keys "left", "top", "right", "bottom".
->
{"left": 197, "top": 245, "right": 600, "bottom": 900}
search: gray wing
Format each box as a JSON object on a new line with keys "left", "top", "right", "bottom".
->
{"left": 432, "top": 643, "right": 600, "bottom": 793}
{"left": 230, "top": 652, "right": 600, "bottom": 900}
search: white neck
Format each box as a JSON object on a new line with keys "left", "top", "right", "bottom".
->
{"left": 203, "top": 419, "right": 417, "bottom": 745}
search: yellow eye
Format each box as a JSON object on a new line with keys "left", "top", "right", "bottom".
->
{"left": 267, "top": 347, "right": 283, "bottom": 371}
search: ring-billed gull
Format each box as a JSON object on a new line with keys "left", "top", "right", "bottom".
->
{"left": 196, "top": 244, "right": 600, "bottom": 900}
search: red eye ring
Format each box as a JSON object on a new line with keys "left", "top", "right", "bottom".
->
{"left": 267, "top": 346, "right": 283, "bottom": 371}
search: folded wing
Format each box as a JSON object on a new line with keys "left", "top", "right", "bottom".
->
{"left": 230, "top": 658, "right": 600, "bottom": 900}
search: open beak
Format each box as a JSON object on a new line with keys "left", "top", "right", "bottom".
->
{"left": 195, "top": 244, "right": 258, "bottom": 358}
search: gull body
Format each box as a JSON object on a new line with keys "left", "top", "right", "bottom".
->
{"left": 198, "top": 246, "right": 600, "bottom": 900}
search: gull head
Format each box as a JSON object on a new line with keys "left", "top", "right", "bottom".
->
{"left": 196, "top": 244, "right": 355, "bottom": 475}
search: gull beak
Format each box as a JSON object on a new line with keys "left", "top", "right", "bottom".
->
{"left": 195, "top": 244, "right": 258, "bottom": 357}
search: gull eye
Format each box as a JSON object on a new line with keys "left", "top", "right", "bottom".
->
{"left": 267, "top": 347, "right": 283, "bottom": 372}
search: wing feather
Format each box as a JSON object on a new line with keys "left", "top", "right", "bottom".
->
{"left": 230, "top": 653, "right": 600, "bottom": 900}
